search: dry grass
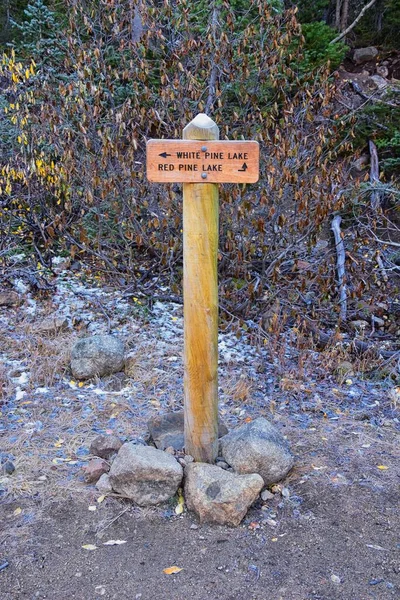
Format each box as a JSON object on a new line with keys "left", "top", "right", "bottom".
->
{"left": 222, "top": 375, "right": 254, "bottom": 404}
{"left": 27, "top": 332, "right": 76, "bottom": 388}
{"left": 0, "top": 360, "right": 12, "bottom": 400}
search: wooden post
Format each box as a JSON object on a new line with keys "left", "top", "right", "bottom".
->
{"left": 146, "top": 114, "right": 259, "bottom": 462}
{"left": 183, "top": 114, "right": 219, "bottom": 463}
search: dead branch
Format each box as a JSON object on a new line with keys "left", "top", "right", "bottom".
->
{"left": 330, "top": 0, "right": 378, "bottom": 44}
{"left": 348, "top": 81, "right": 398, "bottom": 109}
{"left": 369, "top": 140, "right": 381, "bottom": 212}
{"left": 331, "top": 215, "right": 347, "bottom": 322}
{"left": 376, "top": 254, "right": 388, "bottom": 282}
{"left": 205, "top": 3, "right": 220, "bottom": 115}
{"left": 302, "top": 317, "right": 398, "bottom": 359}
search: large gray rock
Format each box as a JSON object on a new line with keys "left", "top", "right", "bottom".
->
{"left": 353, "top": 47, "right": 378, "bottom": 65}
{"left": 71, "top": 335, "right": 125, "bottom": 380}
{"left": 148, "top": 411, "right": 228, "bottom": 451}
{"left": 219, "top": 417, "right": 293, "bottom": 485}
{"left": 184, "top": 463, "right": 263, "bottom": 527}
{"left": 109, "top": 443, "right": 183, "bottom": 505}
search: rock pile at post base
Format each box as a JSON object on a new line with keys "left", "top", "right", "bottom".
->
{"left": 85, "top": 416, "right": 293, "bottom": 526}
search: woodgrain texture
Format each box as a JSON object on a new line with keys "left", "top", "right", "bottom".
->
{"left": 183, "top": 114, "right": 219, "bottom": 463}
{"left": 146, "top": 139, "right": 259, "bottom": 183}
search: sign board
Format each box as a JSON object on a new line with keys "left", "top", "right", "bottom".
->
{"left": 146, "top": 140, "right": 259, "bottom": 183}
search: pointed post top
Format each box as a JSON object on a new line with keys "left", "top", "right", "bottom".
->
{"left": 183, "top": 113, "right": 219, "bottom": 141}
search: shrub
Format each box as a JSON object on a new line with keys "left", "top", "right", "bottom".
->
{"left": 1, "top": 0, "right": 355, "bottom": 324}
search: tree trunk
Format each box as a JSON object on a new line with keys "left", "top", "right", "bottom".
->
{"left": 335, "top": 0, "right": 343, "bottom": 30}
{"left": 340, "top": 0, "right": 349, "bottom": 31}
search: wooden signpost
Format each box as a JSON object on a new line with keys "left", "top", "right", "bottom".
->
{"left": 146, "top": 114, "right": 259, "bottom": 463}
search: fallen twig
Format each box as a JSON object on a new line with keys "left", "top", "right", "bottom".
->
{"left": 302, "top": 316, "right": 398, "bottom": 359}
{"left": 331, "top": 214, "right": 347, "bottom": 322}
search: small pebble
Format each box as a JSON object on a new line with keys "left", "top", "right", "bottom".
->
{"left": 190, "top": 523, "right": 199, "bottom": 530}
{"left": 369, "top": 578, "right": 384, "bottom": 585}
{"left": 331, "top": 574, "right": 341, "bottom": 584}
{"left": 261, "top": 489, "right": 274, "bottom": 501}
{"left": 165, "top": 446, "right": 175, "bottom": 455}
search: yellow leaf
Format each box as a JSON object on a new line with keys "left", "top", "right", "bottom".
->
{"left": 78, "top": 382, "right": 84, "bottom": 388}
{"left": 82, "top": 544, "right": 97, "bottom": 551}
{"left": 13, "top": 507, "right": 22, "bottom": 516}
{"left": 163, "top": 566, "right": 183, "bottom": 575}
{"left": 271, "top": 538, "right": 278, "bottom": 542}
{"left": 97, "top": 495, "right": 106, "bottom": 503}
{"left": 175, "top": 489, "right": 184, "bottom": 515}
{"left": 377, "top": 465, "right": 388, "bottom": 470}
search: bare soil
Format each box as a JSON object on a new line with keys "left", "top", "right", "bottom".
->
{"left": 1, "top": 412, "right": 399, "bottom": 600}
{"left": 1, "top": 272, "right": 399, "bottom": 600}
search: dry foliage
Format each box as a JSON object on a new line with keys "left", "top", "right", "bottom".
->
{"left": 0, "top": 2, "right": 354, "bottom": 319}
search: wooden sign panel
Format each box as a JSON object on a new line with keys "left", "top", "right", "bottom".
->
{"left": 146, "top": 140, "right": 259, "bottom": 183}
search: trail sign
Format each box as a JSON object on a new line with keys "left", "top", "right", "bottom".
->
{"left": 146, "top": 113, "right": 259, "bottom": 463}
{"left": 147, "top": 140, "right": 259, "bottom": 183}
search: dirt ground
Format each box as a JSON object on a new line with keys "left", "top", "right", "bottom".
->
{"left": 1, "top": 273, "right": 399, "bottom": 600}
{"left": 1, "top": 413, "right": 399, "bottom": 600}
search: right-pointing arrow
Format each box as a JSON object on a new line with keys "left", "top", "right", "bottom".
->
{"left": 238, "top": 162, "right": 248, "bottom": 172}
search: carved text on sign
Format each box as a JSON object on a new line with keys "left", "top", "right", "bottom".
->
{"left": 146, "top": 140, "right": 259, "bottom": 183}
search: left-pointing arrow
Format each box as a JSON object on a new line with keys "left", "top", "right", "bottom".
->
{"left": 159, "top": 152, "right": 172, "bottom": 158}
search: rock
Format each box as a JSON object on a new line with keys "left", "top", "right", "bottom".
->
{"left": 165, "top": 446, "right": 176, "bottom": 455}
{"left": 353, "top": 47, "right": 378, "bottom": 65}
{"left": 71, "top": 335, "right": 125, "bottom": 380}
{"left": 371, "top": 315, "right": 385, "bottom": 328}
{"left": 376, "top": 65, "right": 389, "bottom": 78}
{"left": 127, "top": 437, "right": 147, "bottom": 447}
{"left": 261, "top": 489, "right": 274, "bottom": 501}
{"left": 83, "top": 458, "right": 109, "bottom": 483}
{"left": 336, "top": 361, "right": 354, "bottom": 381}
{"left": 0, "top": 291, "right": 19, "bottom": 307}
{"left": 33, "top": 316, "right": 68, "bottom": 335}
{"left": 351, "top": 155, "right": 369, "bottom": 173}
{"left": 2, "top": 460, "right": 15, "bottom": 475}
{"left": 95, "top": 473, "right": 113, "bottom": 493}
{"left": 219, "top": 417, "right": 294, "bottom": 485}
{"left": 350, "top": 319, "right": 368, "bottom": 331}
{"left": 148, "top": 411, "right": 228, "bottom": 451}
{"left": 109, "top": 443, "right": 183, "bottom": 505}
{"left": 90, "top": 434, "right": 122, "bottom": 459}
{"left": 184, "top": 463, "right": 263, "bottom": 527}
{"left": 369, "top": 74, "right": 388, "bottom": 90}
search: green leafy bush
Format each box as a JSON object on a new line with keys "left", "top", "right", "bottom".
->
{"left": 301, "top": 21, "right": 348, "bottom": 70}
